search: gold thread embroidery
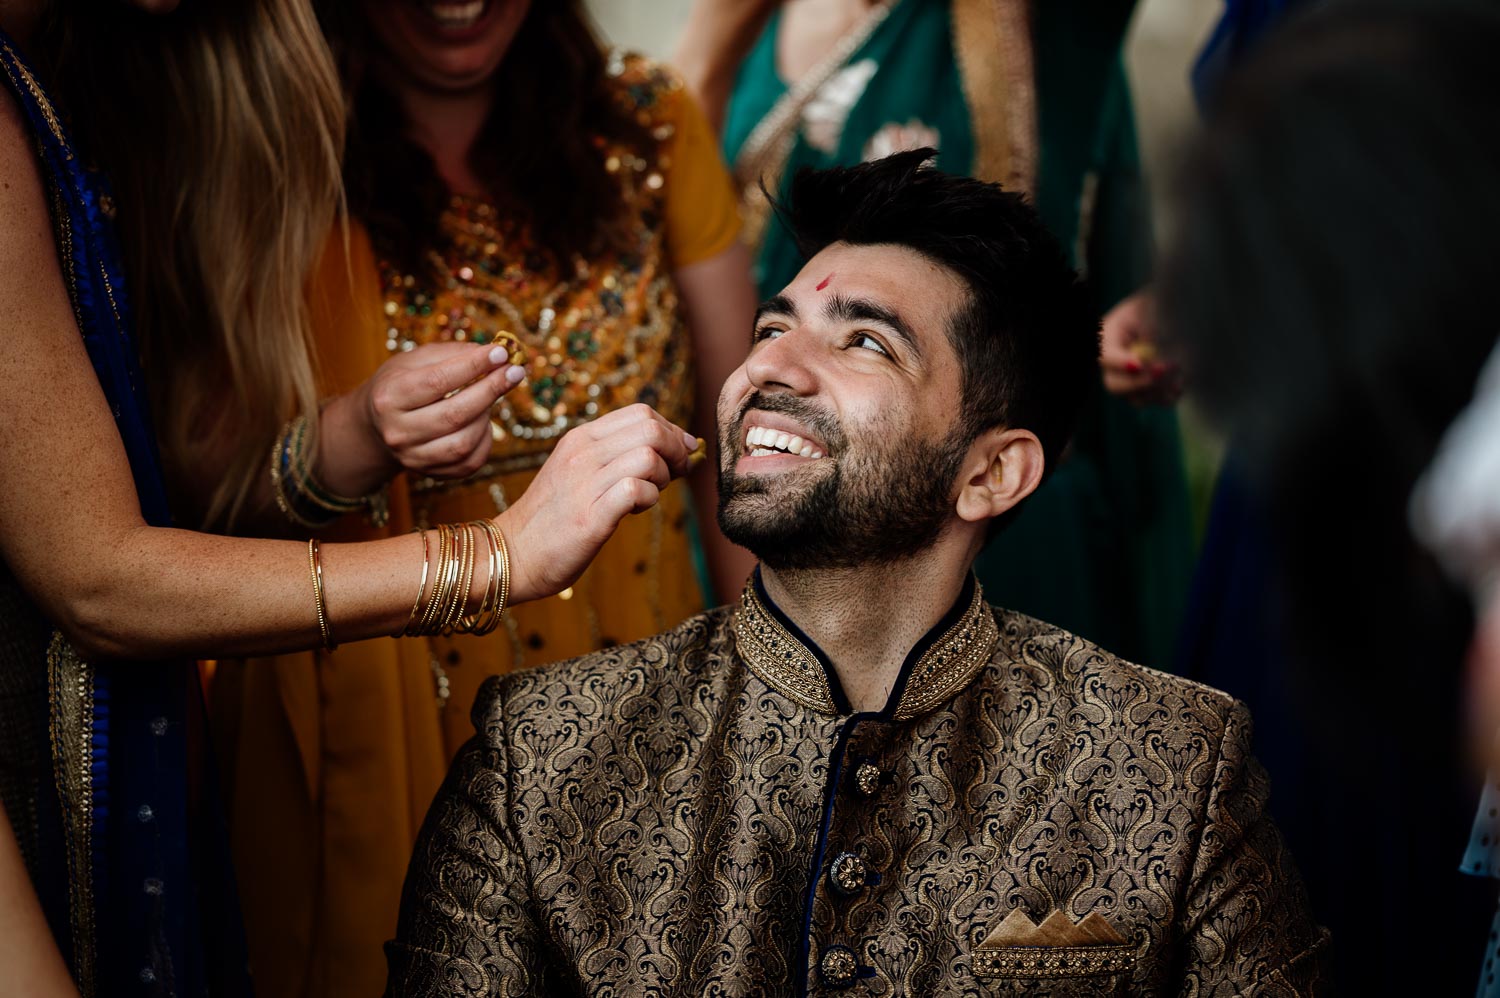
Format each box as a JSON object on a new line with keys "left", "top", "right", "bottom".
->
{"left": 733, "top": 582, "right": 837, "bottom": 713}
{"left": 47, "top": 632, "right": 96, "bottom": 998}
{"left": 972, "top": 944, "right": 1136, "bottom": 979}
{"left": 732, "top": 578, "right": 997, "bottom": 720}
{"left": 891, "top": 586, "right": 999, "bottom": 721}
{"left": 47, "top": 179, "right": 81, "bottom": 317}
{"left": 378, "top": 57, "right": 691, "bottom": 459}
{"left": 0, "top": 43, "right": 70, "bottom": 156}
{"left": 391, "top": 605, "right": 1327, "bottom": 992}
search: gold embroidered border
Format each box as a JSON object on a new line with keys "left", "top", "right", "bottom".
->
{"left": 733, "top": 582, "right": 837, "bottom": 714}
{"left": 891, "top": 583, "right": 998, "bottom": 721}
{"left": 733, "top": 578, "right": 997, "bottom": 720}
{"left": 951, "top": 0, "right": 1037, "bottom": 194}
{"left": 47, "top": 632, "right": 96, "bottom": 998}
{"left": 0, "top": 42, "right": 70, "bottom": 156}
{"left": 972, "top": 944, "right": 1135, "bottom": 979}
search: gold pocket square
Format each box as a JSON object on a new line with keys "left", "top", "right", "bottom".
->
{"left": 972, "top": 908, "right": 1135, "bottom": 980}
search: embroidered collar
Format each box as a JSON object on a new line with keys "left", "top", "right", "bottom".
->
{"left": 732, "top": 569, "right": 999, "bottom": 721}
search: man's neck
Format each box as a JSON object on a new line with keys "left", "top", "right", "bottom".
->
{"left": 760, "top": 538, "right": 976, "bottom": 713}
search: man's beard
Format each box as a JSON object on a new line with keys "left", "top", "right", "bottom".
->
{"left": 717, "top": 394, "right": 970, "bottom": 571}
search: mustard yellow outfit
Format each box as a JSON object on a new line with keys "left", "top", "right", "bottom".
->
{"left": 211, "top": 56, "right": 741, "bottom": 998}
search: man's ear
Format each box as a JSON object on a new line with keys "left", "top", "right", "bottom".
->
{"left": 955, "top": 426, "right": 1045, "bottom": 524}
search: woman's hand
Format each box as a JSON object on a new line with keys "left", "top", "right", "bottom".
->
{"left": 319, "top": 342, "right": 526, "bottom": 497}
{"left": 498, "top": 404, "right": 697, "bottom": 603}
{"left": 1099, "top": 288, "right": 1184, "bottom": 406}
{"left": 365, "top": 341, "right": 527, "bottom": 478}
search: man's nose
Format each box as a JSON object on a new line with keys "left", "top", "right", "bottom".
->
{"left": 744, "top": 328, "right": 819, "bottom": 396}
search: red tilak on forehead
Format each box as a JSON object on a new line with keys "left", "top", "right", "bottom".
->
{"left": 815, "top": 273, "right": 834, "bottom": 291}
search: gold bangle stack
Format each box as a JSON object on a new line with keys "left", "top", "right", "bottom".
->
{"left": 398, "top": 521, "right": 511, "bottom": 638}
{"left": 456, "top": 520, "right": 510, "bottom": 636}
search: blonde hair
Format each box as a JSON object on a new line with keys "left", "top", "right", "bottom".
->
{"left": 42, "top": 0, "right": 345, "bottom": 528}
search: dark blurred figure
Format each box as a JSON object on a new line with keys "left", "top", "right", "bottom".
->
{"left": 1162, "top": 1, "right": 1500, "bottom": 992}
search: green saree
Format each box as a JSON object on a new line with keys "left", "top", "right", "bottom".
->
{"left": 722, "top": 0, "right": 1192, "bottom": 666}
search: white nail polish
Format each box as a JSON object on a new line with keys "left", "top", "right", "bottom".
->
{"left": 505, "top": 366, "right": 525, "bottom": 384}
{"left": 488, "top": 346, "right": 508, "bottom": 364}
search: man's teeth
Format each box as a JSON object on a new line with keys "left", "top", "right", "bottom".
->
{"left": 745, "top": 425, "right": 824, "bottom": 459}
{"left": 427, "top": 0, "right": 485, "bottom": 28}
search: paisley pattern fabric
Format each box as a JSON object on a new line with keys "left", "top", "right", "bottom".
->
{"left": 386, "top": 575, "right": 1326, "bottom": 996}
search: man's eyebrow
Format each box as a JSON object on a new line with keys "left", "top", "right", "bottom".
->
{"left": 824, "top": 294, "right": 922, "bottom": 359}
{"left": 754, "top": 294, "right": 798, "bottom": 327}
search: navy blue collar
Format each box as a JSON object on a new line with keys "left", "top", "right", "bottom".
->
{"left": 732, "top": 567, "right": 999, "bottom": 721}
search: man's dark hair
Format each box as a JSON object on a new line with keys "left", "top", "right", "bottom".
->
{"left": 774, "top": 149, "right": 1098, "bottom": 473}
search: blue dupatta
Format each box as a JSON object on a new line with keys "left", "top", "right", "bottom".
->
{"left": 0, "top": 30, "right": 248, "bottom": 998}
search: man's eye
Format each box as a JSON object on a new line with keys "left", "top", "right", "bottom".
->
{"left": 852, "top": 333, "right": 889, "bottom": 356}
{"left": 754, "top": 325, "right": 786, "bottom": 342}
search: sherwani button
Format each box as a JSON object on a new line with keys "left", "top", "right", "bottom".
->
{"left": 854, "top": 762, "right": 882, "bottom": 797}
{"left": 819, "top": 944, "right": 859, "bottom": 988}
{"left": 829, "top": 851, "right": 868, "bottom": 895}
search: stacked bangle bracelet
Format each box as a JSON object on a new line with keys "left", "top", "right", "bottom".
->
{"left": 309, "top": 521, "right": 512, "bottom": 650}
{"left": 399, "top": 521, "right": 511, "bottom": 638}
{"left": 271, "top": 415, "right": 390, "bottom": 529}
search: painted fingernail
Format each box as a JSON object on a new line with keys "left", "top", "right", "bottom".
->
{"left": 488, "top": 346, "right": 509, "bottom": 364}
{"left": 505, "top": 365, "right": 526, "bottom": 385}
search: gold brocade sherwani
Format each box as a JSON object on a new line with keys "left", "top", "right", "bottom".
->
{"left": 386, "top": 574, "right": 1327, "bottom": 996}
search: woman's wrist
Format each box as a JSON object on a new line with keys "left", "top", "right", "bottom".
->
{"left": 493, "top": 508, "right": 541, "bottom": 605}
{"left": 314, "top": 390, "right": 402, "bottom": 499}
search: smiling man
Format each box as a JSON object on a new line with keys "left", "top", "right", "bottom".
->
{"left": 384, "top": 150, "right": 1326, "bottom": 997}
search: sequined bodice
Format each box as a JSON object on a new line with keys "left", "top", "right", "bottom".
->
{"left": 377, "top": 57, "right": 692, "bottom": 467}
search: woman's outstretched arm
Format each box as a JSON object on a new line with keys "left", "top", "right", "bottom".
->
{"left": 0, "top": 90, "right": 694, "bottom": 662}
